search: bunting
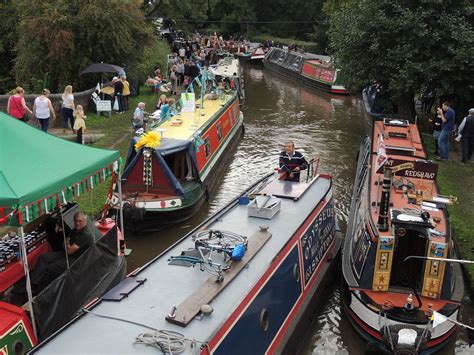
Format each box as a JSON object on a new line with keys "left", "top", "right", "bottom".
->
{"left": 1, "top": 164, "right": 117, "bottom": 226}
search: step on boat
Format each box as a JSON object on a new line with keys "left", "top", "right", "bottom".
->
{"left": 263, "top": 47, "right": 348, "bottom": 95}
{"left": 342, "top": 117, "right": 464, "bottom": 353}
{"left": 121, "top": 59, "right": 244, "bottom": 232}
{"left": 31, "top": 164, "right": 342, "bottom": 354}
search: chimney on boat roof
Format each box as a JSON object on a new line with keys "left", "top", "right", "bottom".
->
{"left": 377, "top": 168, "right": 392, "bottom": 232}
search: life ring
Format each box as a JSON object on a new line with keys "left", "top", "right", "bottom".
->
{"left": 171, "top": 118, "right": 183, "bottom": 126}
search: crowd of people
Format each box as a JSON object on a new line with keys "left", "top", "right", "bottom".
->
{"left": 6, "top": 85, "right": 87, "bottom": 135}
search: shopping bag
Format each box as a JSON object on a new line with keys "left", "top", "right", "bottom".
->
{"left": 113, "top": 98, "right": 119, "bottom": 111}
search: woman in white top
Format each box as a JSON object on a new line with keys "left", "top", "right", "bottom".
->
{"left": 33, "top": 89, "right": 56, "bottom": 132}
{"left": 61, "top": 85, "right": 75, "bottom": 134}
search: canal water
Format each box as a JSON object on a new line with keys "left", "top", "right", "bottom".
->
{"left": 125, "top": 63, "right": 472, "bottom": 354}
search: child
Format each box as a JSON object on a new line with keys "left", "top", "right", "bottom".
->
{"left": 73, "top": 105, "right": 86, "bottom": 133}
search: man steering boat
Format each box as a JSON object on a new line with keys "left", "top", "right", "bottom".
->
{"left": 279, "top": 142, "right": 308, "bottom": 182}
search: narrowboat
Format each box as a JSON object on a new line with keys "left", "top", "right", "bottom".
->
{"left": 263, "top": 47, "right": 348, "bottom": 95}
{"left": 30, "top": 163, "right": 342, "bottom": 354}
{"left": 235, "top": 43, "right": 267, "bottom": 64}
{"left": 342, "top": 117, "right": 464, "bottom": 353}
{"left": 121, "top": 59, "right": 244, "bottom": 232}
{"left": 362, "top": 84, "right": 398, "bottom": 118}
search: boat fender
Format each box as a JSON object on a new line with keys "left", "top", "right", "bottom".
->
{"left": 204, "top": 188, "right": 210, "bottom": 202}
{"left": 231, "top": 244, "right": 246, "bottom": 261}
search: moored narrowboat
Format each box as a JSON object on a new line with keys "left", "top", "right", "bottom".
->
{"left": 342, "top": 117, "right": 464, "bottom": 353}
{"left": 121, "top": 59, "right": 244, "bottom": 232}
{"left": 30, "top": 163, "right": 342, "bottom": 354}
{"left": 235, "top": 43, "right": 267, "bottom": 64}
{"left": 263, "top": 47, "right": 348, "bottom": 95}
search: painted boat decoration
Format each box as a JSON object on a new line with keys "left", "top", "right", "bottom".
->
{"left": 121, "top": 59, "right": 244, "bottom": 232}
{"left": 342, "top": 117, "right": 464, "bottom": 354}
{"left": 263, "top": 47, "right": 348, "bottom": 95}
{"left": 31, "top": 165, "right": 342, "bottom": 354}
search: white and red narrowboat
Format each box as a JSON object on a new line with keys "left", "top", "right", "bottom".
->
{"left": 263, "top": 47, "right": 348, "bottom": 95}
{"left": 235, "top": 43, "right": 267, "bottom": 64}
{"left": 121, "top": 59, "right": 244, "bottom": 233}
{"left": 342, "top": 117, "right": 464, "bottom": 353}
{"left": 30, "top": 163, "right": 342, "bottom": 355}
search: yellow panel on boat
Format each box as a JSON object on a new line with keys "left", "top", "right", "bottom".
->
{"left": 156, "top": 94, "right": 234, "bottom": 141}
{"left": 422, "top": 241, "right": 448, "bottom": 299}
{"left": 372, "top": 235, "right": 395, "bottom": 292}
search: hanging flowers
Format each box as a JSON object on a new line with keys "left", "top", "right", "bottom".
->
{"left": 135, "top": 131, "right": 161, "bottom": 151}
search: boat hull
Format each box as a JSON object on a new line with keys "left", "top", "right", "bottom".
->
{"left": 207, "top": 190, "right": 342, "bottom": 354}
{"left": 341, "top": 284, "right": 458, "bottom": 354}
{"left": 263, "top": 59, "right": 347, "bottom": 95}
{"left": 123, "top": 117, "right": 244, "bottom": 233}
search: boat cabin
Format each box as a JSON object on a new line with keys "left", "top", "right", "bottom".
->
{"left": 348, "top": 117, "right": 461, "bottom": 302}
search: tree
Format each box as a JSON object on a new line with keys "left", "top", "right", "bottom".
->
{"left": 326, "top": 0, "right": 474, "bottom": 120}
{"left": 14, "top": 0, "right": 153, "bottom": 92}
{"left": 0, "top": 1, "right": 18, "bottom": 93}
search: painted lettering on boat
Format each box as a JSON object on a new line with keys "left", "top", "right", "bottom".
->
{"left": 301, "top": 200, "right": 335, "bottom": 285}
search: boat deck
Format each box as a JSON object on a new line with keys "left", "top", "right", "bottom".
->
{"left": 153, "top": 94, "right": 235, "bottom": 141}
{"left": 35, "top": 175, "right": 332, "bottom": 354}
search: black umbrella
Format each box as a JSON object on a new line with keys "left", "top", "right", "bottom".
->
{"left": 80, "top": 63, "right": 123, "bottom": 75}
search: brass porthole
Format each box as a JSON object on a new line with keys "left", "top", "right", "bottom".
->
{"left": 260, "top": 308, "right": 269, "bottom": 332}
{"left": 293, "top": 263, "right": 300, "bottom": 283}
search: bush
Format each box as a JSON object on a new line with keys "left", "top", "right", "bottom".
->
{"left": 133, "top": 39, "right": 170, "bottom": 82}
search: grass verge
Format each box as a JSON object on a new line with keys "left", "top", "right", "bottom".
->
{"left": 423, "top": 132, "right": 474, "bottom": 284}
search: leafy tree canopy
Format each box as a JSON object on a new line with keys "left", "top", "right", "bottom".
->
{"left": 14, "top": 0, "right": 153, "bottom": 93}
{"left": 325, "top": 0, "right": 474, "bottom": 119}
{"left": 0, "top": 1, "right": 18, "bottom": 93}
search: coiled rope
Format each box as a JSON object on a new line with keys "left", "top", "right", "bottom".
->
{"left": 82, "top": 308, "right": 210, "bottom": 354}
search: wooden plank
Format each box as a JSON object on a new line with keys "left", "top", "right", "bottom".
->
{"left": 166, "top": 229, "right": 272, "bottom": 327}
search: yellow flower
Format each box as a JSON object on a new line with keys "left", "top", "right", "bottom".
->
{"left": 135, "top": 131, "right": 161, "bottom": 151}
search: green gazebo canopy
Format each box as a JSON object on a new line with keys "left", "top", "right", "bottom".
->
{"left": 0, "top": 112, "right": 119, "bottom": 225}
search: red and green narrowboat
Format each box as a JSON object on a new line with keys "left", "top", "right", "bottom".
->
{"left": 263, "top": 47, "right": 348, "bottom": 95}
{"left": 121, "top": 60, "right": 244, "bottom": 232}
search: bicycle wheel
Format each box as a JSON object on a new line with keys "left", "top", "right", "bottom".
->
{"left": 194, "top": 230, "right": 247, "bottom": 251}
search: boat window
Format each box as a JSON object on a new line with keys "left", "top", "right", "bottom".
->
{"left": 217, "top": 123, "right": 223, "bottom": 141}
{"left": 260, "top": 308, "right": 269, "bottom": 331}
{"left": 351, "top": 224, "right": 372, "bottom": 278}
{"left": 204, "top": 137, "right": 211, "bottom": 158}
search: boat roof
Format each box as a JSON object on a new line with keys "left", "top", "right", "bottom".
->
{"left": 369, "top": 119, "right": 448, "bottom": 241}
{"left": 209, "top": 57, "right": 240, "bottom": 78}
{"left": 152, "top": 92, "right": 235, "bottom": 142}
{"left": 33, "top": 174, "right": 332, "bottom": 354}
{"left": 270, "top": 47, "right": 332, "bottom": 63}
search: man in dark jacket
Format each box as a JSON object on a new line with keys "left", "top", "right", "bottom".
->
{"left": 458, "top": 108, "right": 474, "bottom": 163}
{"left": 279, "top": 142, "right": 308, "bottom": 182}
{"left": 113, "top": 77, "right": 124, "bottom": 114}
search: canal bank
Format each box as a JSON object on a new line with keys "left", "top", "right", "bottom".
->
{"left": 423, "top": 136, "right": 474, "bottom": 286}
